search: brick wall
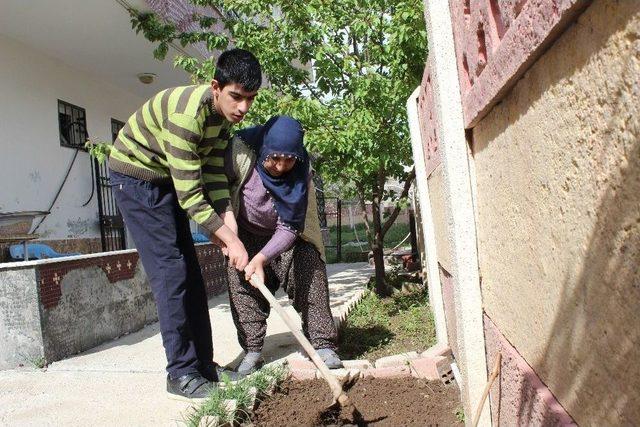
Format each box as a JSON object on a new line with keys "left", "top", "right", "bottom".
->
{"left": 37, "top": 243, "right": 226, "bottom": 311}
{"left": 195, "top": 243, "right": 228, "bottom": 296}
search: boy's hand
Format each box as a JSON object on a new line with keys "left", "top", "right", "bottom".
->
{"left": 220, "top": 211, "right": 238, "bottom": 235}
{"left": 226, "top": 238, "right": 249, "bottom": 270}
{"left": 244, "top": 253, "right": 267, "bottom": 287}
{"left": 213, "top": 224, "right": 248, "bottom": 270}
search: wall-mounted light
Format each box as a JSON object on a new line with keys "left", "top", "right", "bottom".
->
{"left": 137, "top": 73, "right": 157, "bottom": 84}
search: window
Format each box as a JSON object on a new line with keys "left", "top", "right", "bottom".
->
{"left": 58, "top": 100, "right": 88, "bottom": 149}
{"left": 111, "top": 118, "right": 125, "bottom": 143}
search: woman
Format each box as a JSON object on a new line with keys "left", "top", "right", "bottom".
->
{"left": 224, "top": 115, "right": 342, "bottom": 374}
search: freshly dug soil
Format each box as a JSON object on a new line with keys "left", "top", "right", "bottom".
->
{"left": 252, "top": 377, "right": 462, "bottom": 426}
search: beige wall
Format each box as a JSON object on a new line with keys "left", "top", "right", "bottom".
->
{"left": 427, "top": 165, "right": 453, "bottom": 274}
{"left": 471, "top": 1, "right": 640, "bottom": 425}
{"left": 0, "top": 33, "right": 144, "bottom": 240}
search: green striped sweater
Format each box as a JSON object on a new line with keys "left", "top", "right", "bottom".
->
{"left": 109, "top": 85, "right": 232, "bottom": 233}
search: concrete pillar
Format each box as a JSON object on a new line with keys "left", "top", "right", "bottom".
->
{"left": 421, "top": 1, "right": 490, "bottom": 425}
{"left": 406, "top": 87, "right": 448, "bottom": 345}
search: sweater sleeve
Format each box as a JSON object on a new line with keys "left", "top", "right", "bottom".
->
{"left": 162, "top": 112, "right": 225, "bottom": 233}
{"left": 259, "top": 222, "right": 297, "bottom": 263}
{"left": 202, "top": 129, "right": 232, "bottom": 214}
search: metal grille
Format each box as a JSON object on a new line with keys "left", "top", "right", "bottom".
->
{"left": 58, "top": 100, "right": 88, "bottom": 149}
{"left": 95, "top": 119, "right": 127, "bottom": 252}
{"left": 312, "top": 172, "right": 328, "bottom": 229}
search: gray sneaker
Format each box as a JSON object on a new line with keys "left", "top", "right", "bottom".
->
{"left": 317, "top": 348, "right": 343, "bottom": 369}
{"left": 236, "top": 351, "right": 265, "bottom": 376}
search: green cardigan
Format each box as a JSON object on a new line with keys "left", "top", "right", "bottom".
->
{"left": 227, "top": 136, "right": 326, "bottom": 262}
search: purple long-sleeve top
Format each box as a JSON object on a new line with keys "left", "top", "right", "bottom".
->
{"left": 236, "top": 167, "right": 298, "bottom": 263}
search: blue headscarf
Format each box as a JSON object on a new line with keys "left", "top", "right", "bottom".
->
{"left": 236, "top": 116, "right": 309, "bottom": 232}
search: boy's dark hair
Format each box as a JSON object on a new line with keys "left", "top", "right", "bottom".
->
{"left": 214, "top": 49, "right": 262, "bottom": 92}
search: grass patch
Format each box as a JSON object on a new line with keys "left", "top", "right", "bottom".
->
{"left": 183, "top": 364, "right": 288, "bottom": 427}
{"left": 21, "top": 354, "right": 47, "bottom": 369}
{"left": 337, "top": 286, "right": 436, "bottom": 361}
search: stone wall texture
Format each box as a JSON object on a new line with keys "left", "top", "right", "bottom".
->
{"left": 472, "top": 1, "right": 640, "bottom": 425}
{"left": 0, "top": 268, "right": 43, "bottom": 369}
{"left": 449, "top": 0, "right": 591, "bottom": 127}
{"left": 1, "top": 243, "right": 228, "bottom": 368}
{"left": 484, "top": 314, "right": 576, "bottom": 426}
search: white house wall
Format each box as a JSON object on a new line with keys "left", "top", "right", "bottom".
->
{"left": 0, "top": 33, "right": 145, "bottom": 241}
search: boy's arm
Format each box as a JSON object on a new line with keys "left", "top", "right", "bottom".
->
{"left": 162, "top": 112, "right": 225, "bottom": 233}
{"left": 202, "top": 133, "right": 233, "bottom": 217}
{"left": 162, "top": 114, "right": 247, "bottom": 269}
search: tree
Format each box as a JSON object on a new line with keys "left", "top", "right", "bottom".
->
{"left": 130, "top": 0, "right": 427, "bottom": 296}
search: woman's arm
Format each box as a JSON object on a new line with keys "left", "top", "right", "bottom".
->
{"left": 244, "top": 223, "right": 296, "bottom": 285}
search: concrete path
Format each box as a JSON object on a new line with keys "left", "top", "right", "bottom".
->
{"left": 0, "top": 263, "right": 371, "bottom": 426}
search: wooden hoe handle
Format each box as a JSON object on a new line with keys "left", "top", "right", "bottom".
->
{"left": 250, "top": 275, "right": 344, "bottom": 402}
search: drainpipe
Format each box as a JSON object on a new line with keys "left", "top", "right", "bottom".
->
{"left": 406, "top": 86, "right": 448, "bottom": 345}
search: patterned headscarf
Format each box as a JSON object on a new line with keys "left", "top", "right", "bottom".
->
{"left": 236, "top": 116, "right": 309, "bottom": 231}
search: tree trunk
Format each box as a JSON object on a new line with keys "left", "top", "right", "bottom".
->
{"left": 371, "top": 197, "right": 392, "bottom": 297}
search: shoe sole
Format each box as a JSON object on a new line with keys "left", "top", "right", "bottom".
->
{"left": 166, "top": 391, "right": 209, "bottom": 404}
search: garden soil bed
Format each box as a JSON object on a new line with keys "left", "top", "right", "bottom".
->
{"left": 252, "top": 377, "right": 462, "bottom": 426}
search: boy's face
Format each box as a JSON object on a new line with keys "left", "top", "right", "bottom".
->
{"left": 211, "top": 80, "right": 258, "bottom": 124}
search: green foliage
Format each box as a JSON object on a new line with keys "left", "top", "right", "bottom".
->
{"left": 23, "top": 354, "right": 47, "bottom": 370}
{"left": 183, "top": 364, "right": 288, "bottom": 426}
{"left": 324, "top": 221, "right": 410, "bottom": 264}
{"left": 455, "top": 407, "right": 466, "bottom": 423}
{"left": 84, "top": 140, "right": 112, "bottom": 164}
{"left": 338, "top": 284, "right": 435, "bottom": 360}
{"left": 129, "top": 0, "right": 427, "bottom": 292}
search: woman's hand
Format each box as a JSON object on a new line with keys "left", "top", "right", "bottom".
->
{"left": 244, "top": 253, "right": 267, "bottom": 287}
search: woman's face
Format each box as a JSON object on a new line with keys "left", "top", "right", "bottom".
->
{"left": 263, "top": 155, "right": 296, "bottom": 177}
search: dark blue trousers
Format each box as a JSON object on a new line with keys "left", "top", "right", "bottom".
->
{"left": 109, "top": 170, "right": 213, "bottom": 379}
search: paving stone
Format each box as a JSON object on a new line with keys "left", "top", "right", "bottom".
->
{"left": 247, "top": 386, "right": 259, "bottom": 410}
{"left": 223, "top": 399, "right": 237, "bottom": 413}
{"left": 363, "top": 365, "right": 411, "bottom": 379}
{"left": 409, "top": 356, "right": 446, "bottom": 380}
{"left": 323, "top": 368, "right": 361, "bottom": 381}
{"left": 420, "top": 343, "right": 453, "bottom": 360}
{"left": 287, "top": 359, "right": 316, "bottom": 371}
{"left": 290, "top": 369, "right": 317, "bottom": 380}
{"left": 374, "top": 351, "right": 419, "bottom": 368}
{"left": 198, "top": 415, "right": 220, "bottom": 426}
{"left": 342, "top": 359, "right": 372, "bottom": 370}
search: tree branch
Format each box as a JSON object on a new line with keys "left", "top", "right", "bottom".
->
{"left": 381, "top": 168, "right": 415, "bottom": 238}
{"left": 355, "top": 182, "right": 373, "bottom": 246}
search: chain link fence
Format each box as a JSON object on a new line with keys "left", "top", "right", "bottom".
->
{"left": 318, "top": 193, "right": 414, "bottom": 264}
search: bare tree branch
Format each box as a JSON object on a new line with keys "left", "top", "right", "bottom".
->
{"left": 381, "top": 168, "right": 415, "bottom": 238}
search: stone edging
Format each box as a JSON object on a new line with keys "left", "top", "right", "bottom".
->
{"left": 195, "top": 343, "right": 456, "bottom": 426}
{"left": 288, "top": 343, "right": 455, "bottom": 384}
{"left": 332, "top": 287, "right": 368, "bottom": 331}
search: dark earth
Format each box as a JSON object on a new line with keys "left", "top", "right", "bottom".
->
{"left": 251, "top": 377, "right": 462, "bottom": 426}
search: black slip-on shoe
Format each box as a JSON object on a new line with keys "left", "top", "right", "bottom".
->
{"left": 166, "top": 372, "right": 215, "bottom": 402}
{"left": 200, "top": 363, "right": 246, "bottom": 383}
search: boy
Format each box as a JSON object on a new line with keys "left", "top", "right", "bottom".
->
{"left": 108, "top": 49, "right": 260, "bottom": 402}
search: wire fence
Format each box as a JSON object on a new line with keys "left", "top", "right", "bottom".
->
{"left": 320, "top": 196, "right": 414, "bottom": 264}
